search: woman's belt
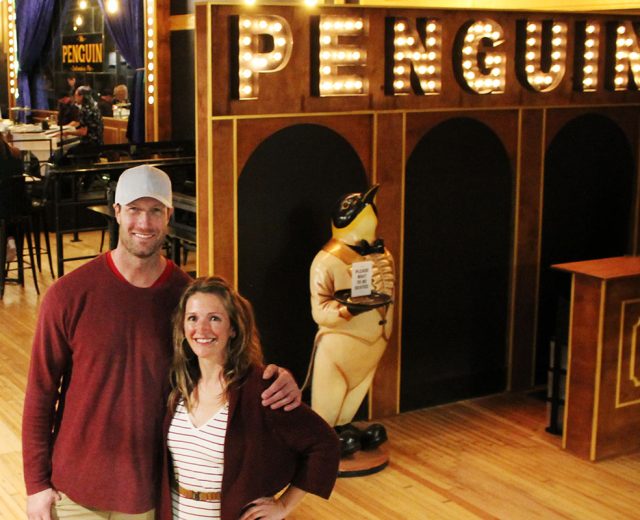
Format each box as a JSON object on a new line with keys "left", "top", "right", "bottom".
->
{"left": 174, "top": 483, "right": 221, "bottom": 502}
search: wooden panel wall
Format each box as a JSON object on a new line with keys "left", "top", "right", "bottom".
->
{"left": 195, "top": 3, "right": 640, "bottom": 418}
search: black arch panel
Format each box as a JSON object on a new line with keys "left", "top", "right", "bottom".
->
{"left": 238, "top": 124, "right": 368, "bottom": 386}
{"left": 401, "top": 117, "right": 512, "bottom": 411}
{"left": 536, "top": 114, "right": 635, "bottom": 384}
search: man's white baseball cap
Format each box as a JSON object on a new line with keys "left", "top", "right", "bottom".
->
{"left": 115, "top": 165, "right": 173, "bottom": 208}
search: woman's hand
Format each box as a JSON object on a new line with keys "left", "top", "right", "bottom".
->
{"left": 238, "top": 497, "right": 288, "bottom": 520}
{"left": 261, "top": 364, "right": 301, "bottom": 411}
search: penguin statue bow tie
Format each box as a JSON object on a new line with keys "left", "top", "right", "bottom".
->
{"left": 349, "top": 239, "right": 385, "bottom": 256}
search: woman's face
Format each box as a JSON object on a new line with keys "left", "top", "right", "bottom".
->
{"left": 183, "top": 292, "right": 235, "bottom": 362}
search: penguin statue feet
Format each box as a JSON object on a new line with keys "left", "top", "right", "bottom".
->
{"left": 360, "top": 423, "right": 387, "bottom": 451}
{"left": 334, "top": 423, "right": 388, "bottom": 457}
{"left": 334, "top": 424, "right": 361, "bottom": 458}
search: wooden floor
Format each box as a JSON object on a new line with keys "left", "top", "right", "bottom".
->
{"left": 2, "top": 232, "right": 640, "bottom": 519}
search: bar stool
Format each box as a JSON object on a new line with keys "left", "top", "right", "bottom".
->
{"left": 1, "top": 175, "right": 40, "bottom": 298}
{"left": 28, "top": 162, "right": 56, "bottom": 278}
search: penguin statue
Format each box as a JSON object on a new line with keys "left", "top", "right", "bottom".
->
{"left": 308, "top": 184, "right": 395, "bottom": 468}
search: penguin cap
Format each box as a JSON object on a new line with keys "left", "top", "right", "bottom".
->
{"left": 331, "top": 184, "right": 379, "bottom": 229}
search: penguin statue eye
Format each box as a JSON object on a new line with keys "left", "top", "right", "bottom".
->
{"left": 341, "top": 200, "right": 351, "bottom": 210}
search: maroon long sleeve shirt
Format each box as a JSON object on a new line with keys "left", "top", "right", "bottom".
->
{"left": 22, "top": 253, "right": 191, "bottom": 513}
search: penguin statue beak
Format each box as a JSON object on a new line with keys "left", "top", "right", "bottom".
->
{"left": 361, "top": 184, "right": 380, "bottom": 205}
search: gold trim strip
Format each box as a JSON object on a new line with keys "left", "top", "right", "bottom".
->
{"left": 532, "top": 108, "right": 547, "bottom": 387}
{"left": 209, "top": 102, "right": 640, "bottom": 122}
{"left": 561, "top": 274, "right": 575, "bottom": 450}
{"left": 233, "top": 118, "right": 238, "bottom": 289}
{"left": 634, "top": 117, "right": 640, "bottom": 254}
{"left": 372, "top": 113, "right": 378, "bottom": 185}
{"left": 507, "top": 109, "right": 523, "bottom": 391}
{"left": 616, "top": 299, "right": 640, "bottom": 408}
{"left": 170, "top": 14, "right": 195, "bottom": 31}
{"left": 590, "top": 280, "right": 606, "bottom": 461}
{"left": 207, "top": 4, "right": 215, "bottom": 275}
{"left": 396, "top": 111, "right": 407, "bottom": 415}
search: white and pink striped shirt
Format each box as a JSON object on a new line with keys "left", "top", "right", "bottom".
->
{"left": 167, "top": 399, "right": 229, "bottom": 520}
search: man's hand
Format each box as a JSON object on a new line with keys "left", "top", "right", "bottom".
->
{"left": 27, "top": 488, "right": 60, "bottom": 520}
{"left": 261, "top": 364, "right": 302, "bottom": 411}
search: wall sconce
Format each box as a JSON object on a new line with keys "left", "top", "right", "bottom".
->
{"left": 517, "top": 20, "right": 567, "bottom": 92}
{"left": 235, "top": 15, "right": 293, "bottom": 100}
{"left": 386, "top": 17, "right": 441, "bottom": 96}
{"left": 313, "top": 15, "right": 367, "bottom": 97}
{"left": 106, "top": 0, "right": 119, "bottom": 14}
{"left": 454, "top": 19, "right": 506, "bottom": 95}
{"left": 607, "top": 21, "right": 640, "bottom": 91}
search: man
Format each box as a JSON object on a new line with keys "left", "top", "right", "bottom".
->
{"left": 23, "top": 165, "right": 302, "bottom": 519}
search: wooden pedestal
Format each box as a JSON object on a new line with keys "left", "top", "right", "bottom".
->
{"left": 338, "top": 446, "right": 389, "bottom": 478}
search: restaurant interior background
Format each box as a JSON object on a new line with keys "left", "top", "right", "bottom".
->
{"left": 3, "top": 0, "right": 640, "bottom": 432}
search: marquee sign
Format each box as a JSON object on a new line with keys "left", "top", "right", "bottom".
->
{"left": 204, "top": 5, "right": 640, "bottom": 115}
{"left": 62, "top": 33, "right": 104, "bottom": 72}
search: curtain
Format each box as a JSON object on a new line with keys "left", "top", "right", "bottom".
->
{"left": 98, "top": 0, "right": 145, "bottom": 143}
{"left": 16, "top": 0, "right": 57, "bottom": 114}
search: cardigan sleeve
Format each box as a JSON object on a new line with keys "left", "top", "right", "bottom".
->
{"left": 264, "top": 387, "right": 340, "bottom": 499}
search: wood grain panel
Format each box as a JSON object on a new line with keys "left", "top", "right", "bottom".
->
{"left": 371, "top": 112, "right": 404, "bottom": 418}
{"left": 563, "top": 274, "right": 601, "bottom": 459}
{"left": 511, "top": 108, "right": 544, "bottom": 390}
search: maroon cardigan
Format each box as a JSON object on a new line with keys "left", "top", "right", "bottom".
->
{"left": 158, "top": 365, "right": 339, "bottom": 519}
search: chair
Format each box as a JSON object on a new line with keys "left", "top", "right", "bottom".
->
{"left": 27, "top": 162, "right": 56, "bottom": 278}
{"left": 1, "top": 175, "right": 40, "bottom": 298}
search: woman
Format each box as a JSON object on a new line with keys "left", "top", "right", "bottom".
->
{"left": 159, "top": 277, "right": 339, "bottom": 520}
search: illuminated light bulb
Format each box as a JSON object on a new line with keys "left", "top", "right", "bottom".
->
{"left": 242, "top": 36, "right": 252, "bottom": 46}
{"left": 147, "top": 40, "right": 154, "bottom": 48}
{"left": 465, "top": 33, "right": 474, "bottom": 43}
{"left": 147, "top": 51, "right": 154, "bottom": 60}
{"left": 527, "top": 38, "right": 536, "bottom": 46}
{"left": 394, "top": 80, "right": 404, "bottom": 89}
{"left": 242, "top": 85, "right": 252, "bottom": 95}
{"left": 427, "top": 37, "right": 436, "bottom": 46}
{"left": 79, "top": 0, "right": 87, "bottom": 9}
{"left": 584, "top": 78, "right": 593, "bottom": 86}
{"left": 148, "top": 95, "right": 155, "bottom": 104}
{"left": 551, "top": 38, "right": 562, "bottom": 46}
{"left": 484, "top": 23, "right": 493, "bottom": 32}
{"left": 615, "top": 77, "right": 624, "bottom": 85}
{"left": 616, "top": 64, "right": 625, "bottom": 72}
{"left": 355, "top": 20, "right": 363, "bottom": 30}
{"left": 148, "top": 62, "right": 154, "bottom": 71}
{"left": 106, "top": 0, "right": 118, "bottom": 14}
{"left": 321, "top": 35, "right": 331, "bottom": 45}
{"left": 148, "top": 85, "right": 155, "bottom": 93}
{"left": 462, "top": 46, "right": 473, "bottom": 55}
{"left": 427, "top": 23, "right": 436, "bottom": 32}
{"left": 527, "top": 23, "right": 537, "bottom": 32}
{"left": 75, "top": 15, "right": 83, "bottom": 26}
{"left": 417, "top": 65, "right": 427, "bottom": 74}
{"left": 526, "top": 51, "right": 535, "bottom": 61}
{"left": 147, "top": 28, "right": 154, "bottom": 37}
{"left": 355, "top": 80, "right": 363, "bottom": 89}
{"left": 258, "top": 20, "right": 267, "bottom": 29}
{"left": 428, "top": 51, "right": 437, "bottom": 60}
{"left": 427, "top": 65, "right": 436, "bottom": 74}
{"left": 586, "top": 25, "right": 596, "bottom": 34}
{"left": 553, "top": 24, "right": 562, "bottom": 33}
{"left": 148, "top": 73, "right": 154, "bottom": 82}
{"left": 551, "top": 64, "right": 561, "bottom": 73}
{"left": 526, "top": 65, "right": 535, "bottom": 73}
{"left": 585, "top": 51, "right": 594, "bottom": 60}
{"left": 322, "top": 65, "right": 331, "bottom": 75}
{"left": 304, "top": 0, "right": 318, "bottom": 6}
{"left": 618, "top": 26, "right": 626, "bottom": 34}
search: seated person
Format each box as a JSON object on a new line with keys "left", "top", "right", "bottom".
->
{"left": 57, "top": 90, "right": 79, "bottom": 126}
{"left": 55, "top": 86, "right": 103, "bottom": 164}
{"left": 113, "top": 84, "right": 129, "bottom": 105}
